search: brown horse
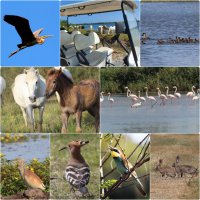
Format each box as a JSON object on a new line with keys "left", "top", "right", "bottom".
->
{"left": 45, "top": 68, "right": 100, "bottom": 133}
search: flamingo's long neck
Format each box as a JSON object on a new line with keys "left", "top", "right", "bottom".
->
{"left": 108, "top": 94, "right": 110, "bottom": 100}
{"left": 138, "top": 91, "right": 141, "bottom": 98}
{"left": 174, "top": 87, "right": 177, "bottom": 94}
{"left": 192, "top": 87, "right": 196, "bottom": 95}
{"left": 126, "top": 90, "right": 129, "bottom": 97}
{"left": 157, "top": 89, "right": 161, "bottom": 97}
{"left": 145, "top": 89, "right": 149, "bottom": 98}
{"left": 166, "top": 88, "right": 169, "bottom": 96}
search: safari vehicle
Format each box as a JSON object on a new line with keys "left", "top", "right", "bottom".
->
{"left": 60, "top": 0, "right": 140, "bottom": 67}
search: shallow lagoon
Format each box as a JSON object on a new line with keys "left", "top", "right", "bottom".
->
{"left": 141, "top": 2, "right": 199, "bottom": 66}
{"left": 101, "top": 94, "right": 199, "bottom": 133}
{"left": 1, "top": 134, "right": 49, "bottom": 162}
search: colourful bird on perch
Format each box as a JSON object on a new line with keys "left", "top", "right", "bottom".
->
{"left": 109, "top": 146, "right": 147, "bottom": 196}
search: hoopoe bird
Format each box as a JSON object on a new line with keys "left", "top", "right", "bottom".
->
{"left": 16, "top": 158, "right": 45, "bottom": 190}
{"left": 59, "top": 140, "right": 90, "bottom": 196}
{"left": 109, "top": 147, "right": 147, "bottom": 197}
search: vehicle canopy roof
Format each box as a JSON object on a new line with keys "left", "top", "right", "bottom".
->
{"left": 60, "top": 0, "right": 137, "bottom": 16}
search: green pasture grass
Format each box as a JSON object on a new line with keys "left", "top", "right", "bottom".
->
{"left": 50, "top": 134, "right": 100, "bottom": 199}
{"left": 151, "top": 134, "right": 199, "bottom": 199}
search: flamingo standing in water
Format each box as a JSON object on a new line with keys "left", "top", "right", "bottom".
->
{"left": 100, "top": 91, "right": 104, "bottom": 103}
{"left": 125, "top": 87, "right": 138, "bottom": 98}
{"left": 192, "top": 89, "right": 199, "bottom": 101}
{"left": 138, "top": 91, "right": 146, "bottom": 102}
{"left": 108, "top": 92, "right": 114, "bottom": 106}
{"left": 173, "top": 86, "right": 181, "bottom": 98}
{"left": 125, "top": 86, "right": 138, "bottom": 103}
{"left": 144, "top": 87, "right": 157, "bottom": 107}
{"left": 131, "top": 102, "right": 142, "bottom": 108}
{"left": 186, "top": 85, "right": 196, "bottom": 98}
{"left": 156, "top": 88, "right": 167, "bottom": 106}
{"left": 165, "top": 86, "right": 176, "bottom": 104}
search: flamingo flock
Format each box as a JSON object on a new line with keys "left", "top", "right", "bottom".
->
{"left": 100, "top": 85, "right": 199, "bottom": 108}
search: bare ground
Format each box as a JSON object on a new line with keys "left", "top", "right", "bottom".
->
{"left": 151, "top": 134, "right": 199, "bottom": 199}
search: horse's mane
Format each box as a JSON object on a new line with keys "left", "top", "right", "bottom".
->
{"left": 54, "top": 67, "right": 74, "bottom": 84}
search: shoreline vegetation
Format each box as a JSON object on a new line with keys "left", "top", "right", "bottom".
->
{"left": 142, "top": 0, "right": 198, "bottom": 2}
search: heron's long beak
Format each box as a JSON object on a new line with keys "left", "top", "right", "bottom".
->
{"left": 41, "top": 35, "right": 54, "bottom": 39}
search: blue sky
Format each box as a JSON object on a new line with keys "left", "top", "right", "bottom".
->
{"left": 1, "top": 1, "right": 60, "bottom": 66}
{"left": 61, "top": 0, "right": 140, "bottom": 24}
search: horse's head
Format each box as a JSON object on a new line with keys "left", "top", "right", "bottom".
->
{"left": 45, "top": 68, "right": 62, "bottom": 98}
{"left": 45, "top": 67, "right": 73, "bottom": 99}
{"left": 24, "top": 68, "right": 40, "bottom": 103}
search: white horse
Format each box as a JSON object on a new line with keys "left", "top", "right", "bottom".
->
{"left": 0, "top": 76, "right": 6, "bottom": 105}
{"left": 12, "top": 68, "right": 46, "bottom": 132}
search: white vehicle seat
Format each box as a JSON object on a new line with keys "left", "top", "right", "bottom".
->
{"left": 74, "top": 32, "right": 113, "bottom": 67}
{"left": 60, "top": 30, "right": 92, "bottom": 66}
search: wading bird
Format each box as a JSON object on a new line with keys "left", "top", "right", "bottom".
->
{"left": 4, "top": 15, "right": 53, "bottom": 58}
{"left": 108, "top": 92, "right": 114, "bottom": 105}
{"left": 100, "top": 91, "right": 104, "bottom": 103}
{"left": 156, "top": 88, "right": 167, "bottom": 106}
{"left": 16, "top": 158, "right": 45, "bottom": 190}
{"left": 186, "top": 85, "right": 196, "bottom": 98}
{"left": 173, "top": 86, "right": 181, "bottom": 98}
{"left": 59, "top": 140, "right": 90, "bottom": 197}
{"left": 165, "top": 86, "right": 176, "bottom": 104}
{"left": 109, "top": 146, "right": 147, "bottom": 196}
{"left": 144, "top": 87, "right": 157, "bottom": 107}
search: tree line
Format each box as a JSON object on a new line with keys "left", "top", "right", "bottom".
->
{"left": 101, "top": 67, "right": 199, "bottom": 93}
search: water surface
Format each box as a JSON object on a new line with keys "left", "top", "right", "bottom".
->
{"left": 141, "top": 2, "right": 199, "bottom": 66}
{"left": 1, "top": 134, "right": 50, "bottom": 162}
{"left": 101, "top": 95, "right": 199, "bottom": 133}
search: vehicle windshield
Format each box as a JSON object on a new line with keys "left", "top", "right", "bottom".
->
{"left": 124, "top": 4, "right": 140, "bottom": 47}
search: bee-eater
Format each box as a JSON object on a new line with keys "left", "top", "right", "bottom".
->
{"left": 110, "top": 146, "right": 147, "bottom": 196}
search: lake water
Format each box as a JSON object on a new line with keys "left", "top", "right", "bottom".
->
{"left": 141, "top": 2, "right": 199, "bottom": 66}
{"left": 101, "top": 95, "right": 199, "bottom": 133}
{"left": 1, "top": 134, "right": 50, "bottom": 162}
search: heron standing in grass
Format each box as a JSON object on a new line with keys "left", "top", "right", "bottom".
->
{"left": 4, "top": 15, "right": 53, "bottom": 58}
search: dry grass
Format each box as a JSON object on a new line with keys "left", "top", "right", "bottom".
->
{"left": 151, "top": 134, "right": 199, "bottom": 199}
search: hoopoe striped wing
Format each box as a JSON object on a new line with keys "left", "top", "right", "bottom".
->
{"left": 65, "top": 165, "right": 90, "bottom": 189}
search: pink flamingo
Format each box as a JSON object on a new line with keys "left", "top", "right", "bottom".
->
{"left": 138, "top": 91, "right": 146, "bottom": 102}
{"left": 165, "top": 86, "right": 176, "bottom": 104}
{"left": 192, "top": 89, "right": 199, "bottom": 101}
{"left": 131, "top": 102, "right": 142, "bottom": 108}
{"left": 186, "top": 85, "right": 196, "bottom": 98}
{"left": 156, "top": 88, "right": 167, "bottom": 106}
{"left": 125, "top": 86, "right": 138, "bottom": 103}
{"left": 144, "top": 87, "right": 157, "bottom": 107}
{"left": 173, "top": 86, "right": 181, "bottom": 98}
{"left": 108, "top": 92, "right": 114, "bottom": 106}
{"left": 100, "top": 91, "right": 104, "bottom": 103}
